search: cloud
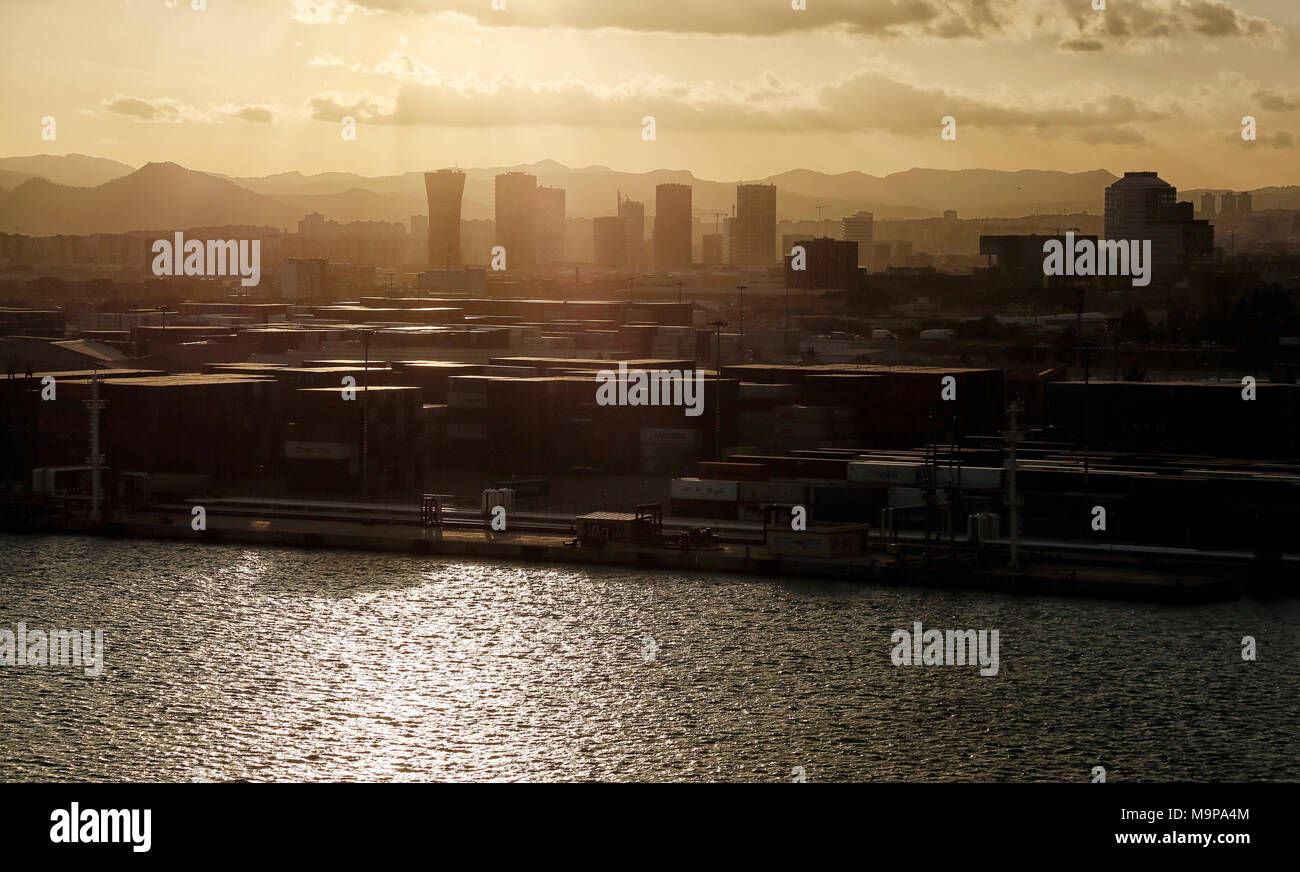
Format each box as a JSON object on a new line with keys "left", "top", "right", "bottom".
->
{"left": 102, "top": 97, "right": 277, "bottom": 124}
{"left": 289, "top": 0, "right": 360, "bottom": 24}
{"left": 1253, "top": 88, "right": 1300, "bottom": 112}
{"left": 229, "top": 106, "right": 275, "bottom": 123}
{"left": 307, "top": 66, "right": 1166, "bottom": 144}
{"left": 308, "top": 93, "right": 394, "bottom": 122}
{"left": 317, "top": 0, "right": 1285, "bottom": 49}
{"left": 1226, "top": 130, "right": 1297, "bottom": 148}
{"left": 102, "top": 95, "right": 201, "bottom": 123}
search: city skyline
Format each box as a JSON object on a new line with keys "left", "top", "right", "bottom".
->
{"left": 2, "top": 1, "right": 1299, "bottom": 189}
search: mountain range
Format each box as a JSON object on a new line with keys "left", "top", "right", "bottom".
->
{"left": 2, "top": 153, "right": 1297, "bottom": 238}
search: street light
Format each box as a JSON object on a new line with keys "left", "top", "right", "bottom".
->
{"left": 352, "top": 328, "right": 375, "bottom": 495}
{"left": 736, "top": 284, "right": 748, "bottom": 363}
{"left": 710, "top": 319, "right": 728, "bottom": 461}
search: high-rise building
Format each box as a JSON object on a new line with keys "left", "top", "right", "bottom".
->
{"left": 1237, "top": 191, "right": 1252, "bottom": 213}
{"left": 731, "top": 184, "right": 777, "bottom": 270}
{"left": 654, "top": 183, "right": 692, "bottom": 270}
{"left": 702, "top": 233, "right": 723, "bottom": 266}
{"left": 873, "top": 243, "right": 892, "bottom": 271}
{"left": 424, "top": 169, "right": 465, "bottom": 269}
{"left": 783, "top": 237, "right": 860, "bottom": 289}
{"left": 1104, "top": 172, "right": 1213, "bottom": 283}
{"left": 1200, "top": 193, "right": 1217, "bottom": 218}
{"left": 593, "top": 216, "right": 626, "bottom": 267}
{"left": 841, "top": 211, "right": 875, "bottom": 272}
{"left": 893, "top": 240, "right": 913, "bottom": 267}
{"left": 299, "top": 212, "right": 327, "bottom": 238}
{"left": 536, "top": 186, "right": 566, "bottom": 265}
{"left": 410, "top": 214, "right": 429, "bottom": 262}
{"left": 618, "top": 194, "right": 645, "bottom": 270}
{"left": 494, "top": 172, "right": 538, "bottom": 269}
{"left": 1220, "top": 192, "right": 1238, "bottom": 215}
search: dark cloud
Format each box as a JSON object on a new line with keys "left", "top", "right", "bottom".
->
{"left": 1227, "top": 129, "right": 1296, "bottom": 148}
{"left": 323, "top": 0, "right": 1284, "bottom": 47}
{"left": 1253, "top": 89, "right": 1300, "bottom": 112}
{"left": 309, "top": 94, "right": 390, "bottom": 123}
{"left": 104, "top": 96, "right": 184, "bottom": 121}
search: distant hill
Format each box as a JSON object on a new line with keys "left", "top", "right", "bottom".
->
{"left": 0, "top": 153, "right": 134, "bottom": 189}
{"left": 0, "top": 162, "right": 301, "bottom": 236}
{"left": 240, "top": 162, "right": 1115, "bottom": 222}
{"left": 14, "top": 155, "right": 1299, "bottom": 236}
{"left": 239, "top": 163, "right": 941, "bottom": 221}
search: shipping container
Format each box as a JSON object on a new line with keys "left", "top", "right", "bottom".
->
{"left": 848, "top": 461, "right": 924, "bottom": 485}
{"left": 697, "top": 461, "right": 767, "bottom": 481}
{"left": 670, "top": 478, "right": 738, "bottom": 502}
{"left": 738, "top": 481, "right": 808, "bottom": 505}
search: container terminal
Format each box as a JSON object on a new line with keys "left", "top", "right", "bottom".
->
{"left": 2, "top": 285, "right": 1297, "bottom": 603}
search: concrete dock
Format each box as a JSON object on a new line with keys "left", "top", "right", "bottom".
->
{"left": 16, "top": 508, "right": 1247, "bottom": 605}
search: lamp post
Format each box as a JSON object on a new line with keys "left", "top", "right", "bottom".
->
{"left": 710, "top": 319, "right": 728, "bottom": 461}
{"left": 677, "top": 280, "right": 683, "bottom": 304}
{"left": 628, "top": 276, "right": 635, "bottom": 307}
{"left": 736, "top": 284, "right": 747, "bottom": 363}
{"left": 353, "top": 328, "right": 374, "bottom": 495}
{"left": 784, "top": 277, "right": 790, "bottom": 363}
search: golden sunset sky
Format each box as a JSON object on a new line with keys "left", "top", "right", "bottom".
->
{"left": 3, "top": 0, "right": 1299, "bottom": 187}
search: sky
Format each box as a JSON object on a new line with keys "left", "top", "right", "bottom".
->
{"left": 2, "top": 0, "right": 1299, "bottom": 189}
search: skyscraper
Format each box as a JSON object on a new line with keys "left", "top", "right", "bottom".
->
{"left": 618, "top": 193, "right": 645, "bottom": 270}
{"left": 495, "top": 172, "right": 538, "bottom": 269}
{"left": 654, "top": 183, "right": 692, "bottom": 270}
{"left": 1104, "top": 172, "right": 1213, "bottom": 283}
{"left": 423, "top": 169, "right": 465, "bottom": 269}
{"left": 410, "top": 214, "right": 429, "bottom": 262}
{"left": 536, "top": 186, "right": 566, "bottom": 265}
{"left": 702, "top": 233, "right": 723, "bottom": 266}
{"left": 731, "top": 184, "right": 777, "bottom": 270}
{"left": 841, "top": 211, "right": 875, "bottom": 272}
{"left": 593, "top": 216, "right": 626, "bottom": 267}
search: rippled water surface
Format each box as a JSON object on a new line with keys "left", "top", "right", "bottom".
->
{"left": 1, "top": 535, "right": 1296, "bottom": 782}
